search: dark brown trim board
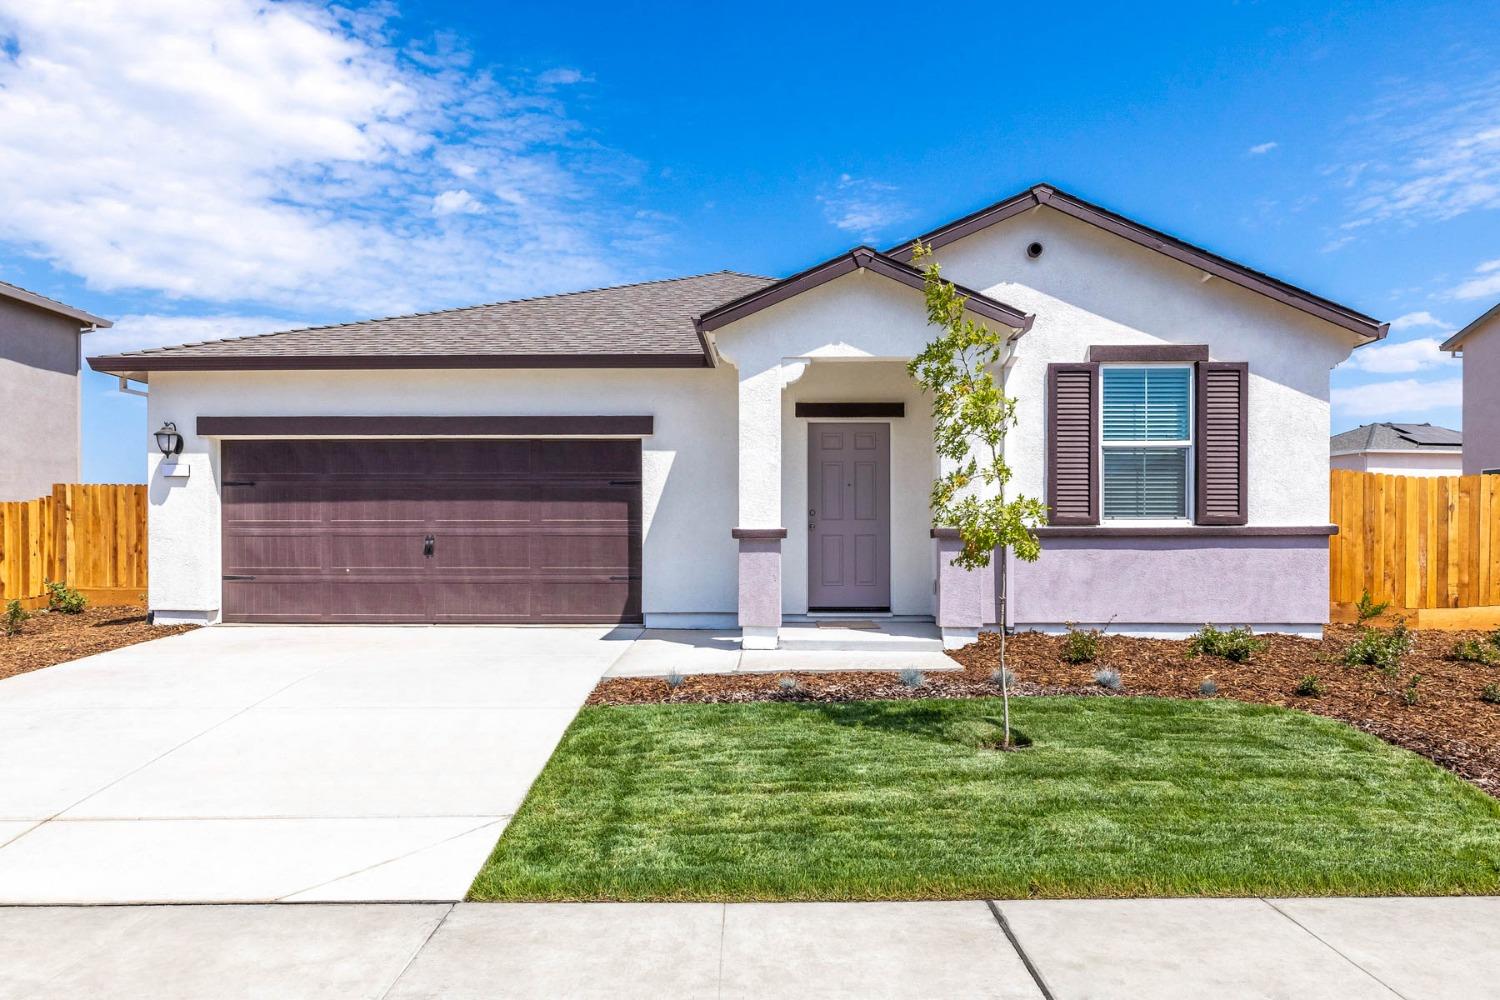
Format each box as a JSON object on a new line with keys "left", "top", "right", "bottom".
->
{"left": 731, "top": 527, "right": 788, "bottom": 539}
{"left": 929, "top": 527, "right": 962, "bottom": 539}
{"left": 795, "top": 402, "right": 905, "bottom": 418}
{"left": 1088, "top": 344, "right": 1210, "bottom": 363}
{"left": 89, "top": 352, "right": 709, "bottom": 377}
{"left": 197, "top": 415, "right": 655, "bottom": 437}
{"left": 1034, "top": 524, "right": 1338, "bottom": 538}
{"left": 696, "top": 247, "right": 1033, "bottom": 334}
{"left": 883, "top": 184, "right": 1387, "bottom": 343}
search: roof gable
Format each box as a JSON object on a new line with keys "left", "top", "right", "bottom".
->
{"left": 695, "top": 246, "right": 1033, "bottom": 340}
{"left": 1441, "top": 302, "right": 1500, "bottom": 353}
{"left": 0, "top": 279, "right": 111, "bottom": 328}
{"left": 884, "top": 184, "right": 1387, "bottom": 343}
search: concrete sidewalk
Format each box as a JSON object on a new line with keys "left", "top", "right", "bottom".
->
{"left": 3, "top": 897, "right": 1496, "bottom": 999}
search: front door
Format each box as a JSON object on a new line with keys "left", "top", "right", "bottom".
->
{"left": 807, "top": 423, "right": 891, "bottom": 611}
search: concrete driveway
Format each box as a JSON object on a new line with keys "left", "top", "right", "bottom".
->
{"left": 0, "top": 625, "right": 638, "bottom": 904}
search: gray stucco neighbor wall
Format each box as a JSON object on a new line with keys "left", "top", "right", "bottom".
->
{"left": 0, "top": 296, "right": 83, "bottom": 500}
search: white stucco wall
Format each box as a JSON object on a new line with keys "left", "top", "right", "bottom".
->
{"left": 144, "top": 368, "right": 740, "bottom": 622}
{"left": 1330, "top": 450, "right": 1464, "bottom": 476}
{"left": 1462, "top": 317, "right": 1500, "bottom": 475}
{"left": 931, "top": 207, "right": 1363, "bottom": 526}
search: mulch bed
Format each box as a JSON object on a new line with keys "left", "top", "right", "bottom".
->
{"left": 589, "top": 625, "right": 1500, "bottom": 796}
{"left": 0, "top": 606, "right": 197, "bottom": 681}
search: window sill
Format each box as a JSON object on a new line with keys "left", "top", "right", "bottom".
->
{"left": 1034, "top": 524, "right": 1338, "bottom": 538}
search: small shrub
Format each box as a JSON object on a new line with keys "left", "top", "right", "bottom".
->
{"left": 1093, "top": 668, "right": 1122, "bottom": 691}
{"left": 898, "top": 668, "right": 925, "bottom": 689}
{"left": 45, "top": 580, "right": 86, "bottom": 614}
{"left": 989, "top": 667, "right": 1015, "bottom": 688}
{"left": 3, "top": 599, "right": 27, "bottom": 637}
{"left": 1355, "top": 589, "right": 1389, "bottom": 623}
{"left": 1481, "top": 684, "right": 1500, "bottom": 705}
{"left": 663, "top": 670, "right": 685, "bottom": 690}
{"left": 1402, "top": 674, "right": 1422, "bottom": 706}
{"left": 1294, "top": 674, "right": 1323, "bottom": 698}
{"left": 1198, "top": 678, "right": 1218, "bottom": 697}
{"left": 1342, "top": 623, "right": 1413, "bottom": 673}
{"left": 776, "top": 676, "right": 799, "bottom": 693}
{"left": 1189, "top": 624, "right": 1267, "bottom": 663}
{"left": 1060, "top": 622, "right": 1101, "bottom": 664}
{"left": 1450, "top": 638, "right": 1498, "bottom": 666}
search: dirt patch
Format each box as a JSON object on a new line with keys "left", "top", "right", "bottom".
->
{"left": 0, "top": 606, "right": 197, "bottom": 681}
{"left": 588, "top": 625, "right": 1500, "bottom": 796}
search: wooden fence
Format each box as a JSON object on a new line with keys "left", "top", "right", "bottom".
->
{"left": 1330, "top": 469, "right": 1500, "bottom": 628}
{"left": 0, "top": 484, "right": 147, "bottom": 608}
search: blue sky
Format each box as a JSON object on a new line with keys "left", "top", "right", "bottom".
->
{"left": 0, "top": 0, "right": 1496, "bottom": 484}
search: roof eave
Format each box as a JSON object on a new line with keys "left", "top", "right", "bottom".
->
{"left": 1441, "top": 302, "right": 1500, "bottom": 353}
{"left": 695, "top": 246, "right": 1032, "bottom": 335}
{"left": 0, "top": 284, "right": 112, "bottom": 328}
{"left": 86, "top": 352, "right": 712, "bottom": 377}
{"left": 884, "top": 184, "right": 1387, "bottom": 343}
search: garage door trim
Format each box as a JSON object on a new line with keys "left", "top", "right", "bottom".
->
{"left": 199, "top": 415, "right": 653, "bottom": 437}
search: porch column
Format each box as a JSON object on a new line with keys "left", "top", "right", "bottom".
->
{"left": 735, "top": 361, "right": 802, "bottom": 650}
{"left": 933, "top": 529, "right": 986, "bottom": 648}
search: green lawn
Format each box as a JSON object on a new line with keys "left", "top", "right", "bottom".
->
{"left": 470, "top": 696, "right": 1500, "bottom": 901}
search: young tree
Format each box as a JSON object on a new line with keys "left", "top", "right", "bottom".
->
{"left": 907, "top": 241, "right": 1046, "bottom": 747}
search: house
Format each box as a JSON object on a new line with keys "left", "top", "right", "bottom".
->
{"left": 88, "top": 184, "right": 1387, "bottom": 646}
{"left": 0, "top": 281, "right": 112, "bottom": 501}
{"left": 1442, "top": 303, "right": 1500, "bottom": 475}
{"left": 1330, "top": 422, "right": 1463, "bottom": 477}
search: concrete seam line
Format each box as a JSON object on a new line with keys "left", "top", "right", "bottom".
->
{"left": 985, "top": 900, "right": 1056, "bottom": 1000}
{"left": 378, "top": 901, "right": 456, "bottom": 1000}
{"left": 716, "top": 903, "right": 728, "bottom": 1000}
{"left": 1259, "top": 898, "right": 1412, "bottom": 1000}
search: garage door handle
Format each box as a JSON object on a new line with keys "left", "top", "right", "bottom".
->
{"left": 222, "top": 575, "right": 256, "bottom": 581}
{"left": 423, "top": 535, "right": 435, "bottom": 557}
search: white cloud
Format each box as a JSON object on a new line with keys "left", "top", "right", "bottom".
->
{"left": 84, "top": 313, "right": 306, "bottom": 357}
{"left": 1452, "top": 258, "right": 1500, "bottom": 300}
{"left": 1343, "top": 337, "right": 1458, "bottom": 374}
{"left": 1248, "top": 141, "right": 1278, "bottom": 155}
{"left": 432, "top": 189, "right": 484, "bottom": 216}
{"left": 0, "top": 1, "right": 650, "bottom": 316}
{"left": 1332, "top": 376, "right": 1462, "bottom": 418}
{"left": 1336, "top": 73, "right": 1500, "bottom": 231}
{"left": 818, "top": 174, "right": 908, "bottom": 244}
{"left": 537, "top": 67, "right": 588, "bottom": 87}
{"left": 1388, "top": 310, "right": 1448, "bottom": 331}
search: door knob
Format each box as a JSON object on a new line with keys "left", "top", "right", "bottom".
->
{"left": 422, "top": 535, "right": 435, "bottom": 557}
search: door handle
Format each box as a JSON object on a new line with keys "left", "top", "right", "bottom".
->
{"left": 423, "top": 535, "right": 435, "bottom": 557}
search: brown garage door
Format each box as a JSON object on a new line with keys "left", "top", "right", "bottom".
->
{"left": 220, "top": 439, "right": 641, "bottom": 624}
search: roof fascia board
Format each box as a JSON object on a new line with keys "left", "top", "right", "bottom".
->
{"left": 696, "top": 247, "right": 1032, "bottom": 335}
{"left": 885, "top": 185, "right": 1387, "bottom": 343}
{"left": 87, "top": 352, "right": 710, "bottom": 376}
{"left": 1441, "top": 302, "right": 1500, "bottom": 352}
{"left": 0, "top": 284, "right": 112, "bottom": 328}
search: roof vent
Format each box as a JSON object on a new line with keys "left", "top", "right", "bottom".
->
{"left": 1026, "top": 242, "right": 1044, "bottom": 259}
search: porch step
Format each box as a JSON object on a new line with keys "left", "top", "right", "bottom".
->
{"left": 776, "top": 620, "right": 944, "bottom": 653}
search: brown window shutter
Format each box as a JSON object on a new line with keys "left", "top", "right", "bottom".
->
{"left": 1195, "top": 361, "right": 1249, "bottom": 525}
{"left": 1046, "top": 362, "right": 1099, "bottom": 525}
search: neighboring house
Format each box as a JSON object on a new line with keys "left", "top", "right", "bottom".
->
{"left": 0, "top": 281, "right": 112, "bottom": 501}
{"left": 89, "top": 184, "right": 1386, "bottom": 645}
{"left": 1329, "top": 422, "right": 1463, "bottom": 477}
{"left": 1442, "top": 303, "right": 1500, "bottom": 475}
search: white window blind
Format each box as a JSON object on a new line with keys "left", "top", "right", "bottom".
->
{"left": 1101, "top": 366, "right": 1191, "bottom": 520}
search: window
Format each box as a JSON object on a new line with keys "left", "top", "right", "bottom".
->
{"left": 1101, "top": 365, "right": 1191, "bottom": 520}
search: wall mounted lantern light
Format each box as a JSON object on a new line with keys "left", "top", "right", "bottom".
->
{"left": 154, "top": 422, "right": 183, "bottom": 456}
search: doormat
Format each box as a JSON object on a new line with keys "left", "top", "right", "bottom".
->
{"left": 814, "top": 620, "right": 881, "bottom": 629}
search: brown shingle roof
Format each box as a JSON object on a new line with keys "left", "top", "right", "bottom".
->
{"left": 89, "top": 270, "right": 773, "bottom": 376}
